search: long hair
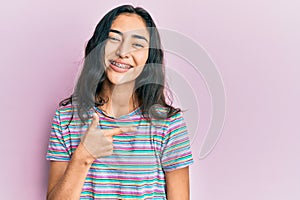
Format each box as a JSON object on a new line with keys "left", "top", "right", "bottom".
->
{"left": 60, "top": 5, "right": 180, "bottom": 124}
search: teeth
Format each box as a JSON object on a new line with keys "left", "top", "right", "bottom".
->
{"left": 111, "top": 61, "right": 131, "bottom": 69}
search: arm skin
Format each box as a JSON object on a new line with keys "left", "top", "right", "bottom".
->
{"left": 47, "top": 113, "right": 126, "bottom": 199}
{"left": 165, "top": 167, "right": 190, "bottom": 200}
{"left": 47, "top": 143, "right": 95, "bottom": 200}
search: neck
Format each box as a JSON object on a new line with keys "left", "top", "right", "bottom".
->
{"left": 98, "top": 79, "right": 138, "bottom": 118}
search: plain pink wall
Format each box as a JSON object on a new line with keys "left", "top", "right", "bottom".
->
{"left": 1, "top": 0, "right": 299, "bottom": 199}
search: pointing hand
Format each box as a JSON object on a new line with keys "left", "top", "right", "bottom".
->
{"left": 81, "top": 113, "right": 136, "bottom": 159}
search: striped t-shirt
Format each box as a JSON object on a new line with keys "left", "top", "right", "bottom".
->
{"left": 46, "top": 104, "right": 194, "bottom": 199}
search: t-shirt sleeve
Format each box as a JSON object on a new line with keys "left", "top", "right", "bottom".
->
{"left": 46, "top": 109, "right": 71, "bottom": 161}
{"left": 161, "top": 112, "right": 194, "bottom": 172}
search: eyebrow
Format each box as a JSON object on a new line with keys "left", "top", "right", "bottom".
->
{"left": 109, "top": 29, "right": 149, "bottom": 43}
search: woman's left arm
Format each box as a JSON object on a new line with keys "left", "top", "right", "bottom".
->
{"left": 165, "top": 166, "right": 190, "bottom": 200}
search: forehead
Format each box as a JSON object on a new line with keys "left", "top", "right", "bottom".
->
{"left": 110, "top": 13, "right": 149, "bottom": 38}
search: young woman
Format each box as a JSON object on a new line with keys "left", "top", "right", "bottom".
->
{"left": 46, "top": 5, "right": 193, "bottom": 200}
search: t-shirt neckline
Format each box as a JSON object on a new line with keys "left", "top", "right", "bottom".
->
{"left": 94, "top": 106, "right": 141, "bottom": 119}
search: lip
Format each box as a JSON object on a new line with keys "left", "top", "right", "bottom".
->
{"left": 108, "top": 60, "right": 133, "bottom": 73}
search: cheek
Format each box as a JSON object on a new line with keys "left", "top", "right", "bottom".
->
{"left": 104, "top": 44, "right": 115, "bottom": 67}
{"left": 104, "top": 43, "right": 118, "bottom": 59}
{"left": 134, "top": 49, "right": 149, "bottom": 66}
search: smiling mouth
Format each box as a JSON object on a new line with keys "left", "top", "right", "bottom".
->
{"left": 110, "top": 60, "right": 133, "bottom": 69}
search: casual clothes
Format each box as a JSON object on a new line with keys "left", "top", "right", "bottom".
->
{"left": 46, "top": 104, "right": 194, "bottom": 199}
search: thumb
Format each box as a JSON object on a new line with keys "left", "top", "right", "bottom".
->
{"left": 89, "top": 113, "right": 99, "bottom": 129}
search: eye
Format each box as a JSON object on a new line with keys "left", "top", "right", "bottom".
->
{"left": 132, "top": 43, "right": 144, "bottom": 48}
{"left": 108, "top": 36, "right": 120, "bottom": 42}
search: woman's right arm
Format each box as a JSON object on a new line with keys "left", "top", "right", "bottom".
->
{"left": 47, "top": 143, "right": 95, "bottom": 200}
{"left": 46, "top": 113, "right": 135, "bottom": 199}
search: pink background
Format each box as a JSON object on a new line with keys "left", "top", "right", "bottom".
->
{"left": 1, "top": 0, "right": 299, "bottom": 199}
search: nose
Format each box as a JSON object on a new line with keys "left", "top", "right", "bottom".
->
{"left": 116, "top": 41, "right": 131, "bottom": 58}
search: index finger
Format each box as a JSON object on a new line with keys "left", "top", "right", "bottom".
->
{"left": 104, "top": 126, "right": 137, "bottom": 137}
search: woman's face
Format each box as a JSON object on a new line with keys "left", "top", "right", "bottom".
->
{"left": 104, "top": 13, "right": 150, "bottom": 85}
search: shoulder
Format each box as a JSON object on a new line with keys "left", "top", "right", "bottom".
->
{"left": 52, "top": 104, "right": 75, "bottom": 121}
{"left": 164, "top": 111, "right": 188, "bottom": 137}
{"left": 55, "top": 104, "right": 76, "bottom": 115}
{"left": 167, "top": 111, "right": 185, "bottom": 125}
{"left": 52, "top": 104, "right": 80, "bottom": 127}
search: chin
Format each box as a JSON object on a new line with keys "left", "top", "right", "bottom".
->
{"left": 106, "top": 74, "right": 134, "bottom": 86}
